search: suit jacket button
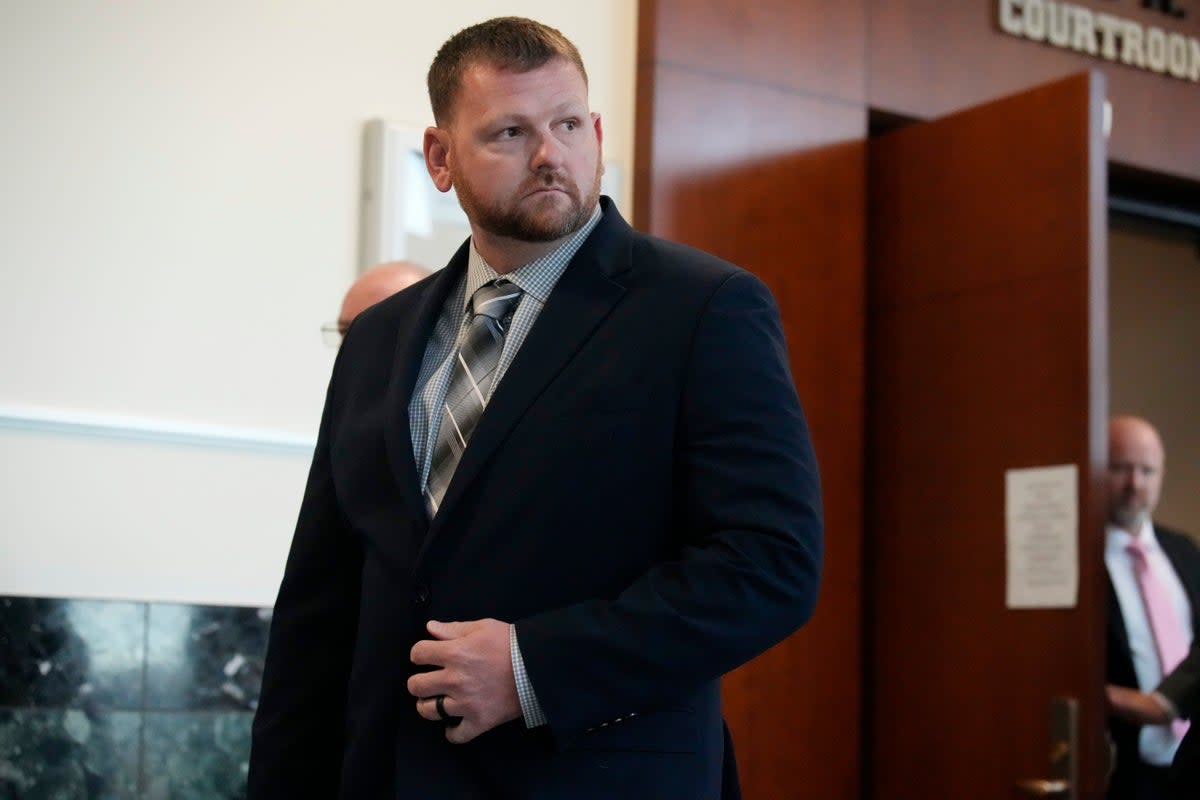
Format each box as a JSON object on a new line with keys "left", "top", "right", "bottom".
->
{"left": 413, "top": 585, "right": 430, "bottom": 605}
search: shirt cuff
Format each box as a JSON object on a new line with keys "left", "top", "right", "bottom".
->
{"left": 510, "top": 624, "right": 547, "bottom": 728}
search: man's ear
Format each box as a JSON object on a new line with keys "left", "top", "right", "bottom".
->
{"left": 592, "top": 112, "right": 605, "bottom": 179}
{"left": 424, "top": 127, "right": 453, "bottom": 193}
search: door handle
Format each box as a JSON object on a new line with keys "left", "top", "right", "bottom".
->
{"left": 1015, "top": 778, "right": 1070, "bottom": 797}
{"left": 1015, "top": 697, "right": 1077, "bottom": 800}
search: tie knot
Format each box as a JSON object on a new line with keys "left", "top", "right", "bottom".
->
{"left": 1126, "top": 538, "right": 1149, "bottom": 560}
{"left": 471, "top": 280, "right": 523, "bottom": 324}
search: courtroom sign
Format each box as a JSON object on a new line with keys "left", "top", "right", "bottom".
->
{"left": 998, "top": 0, "right": 1200, "bottom": 82}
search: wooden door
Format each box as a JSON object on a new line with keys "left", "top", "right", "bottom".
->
{"left": 867, "top": 72, "right": 1110, "bottom": 799}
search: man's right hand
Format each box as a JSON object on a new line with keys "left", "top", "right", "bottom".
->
{"left": 1105, "top": 683, "right": 1172, "bottom": 725}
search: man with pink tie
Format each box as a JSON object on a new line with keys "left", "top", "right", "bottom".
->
{"left": 1104, "top": 416, "right": 1200, "bottom": 800}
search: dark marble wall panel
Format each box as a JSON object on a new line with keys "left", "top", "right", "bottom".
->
{"left": 0, "top": 708, "right": 140, "bottom": 799}
{"left": 0, "top": 597, "right": 146, "bottom": 710}
{"left": 141, "top": 712, "right": 252, "bottom": 800}
{"left": 1, "top": 596, "right": 270, "bottom": 800}
{"left": 145, "top": 605, "right": 269, "bottom": 712}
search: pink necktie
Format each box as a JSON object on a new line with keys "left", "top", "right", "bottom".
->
{"left": 1127, "top": 538, "right": 1191, "bottom": 741}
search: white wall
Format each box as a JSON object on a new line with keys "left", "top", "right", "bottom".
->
{"left": 0, "top": 1, "right": 638, "bottom": 606}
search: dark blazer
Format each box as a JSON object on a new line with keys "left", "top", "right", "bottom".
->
{"left": 1159, "top": 640, "right": 1200, "bottom": 719}
{"left": 1106, "top": 524, "right": 1200, "bottom": 798}
{"left": 1172, "top": 726, "right": 1200, "bottom": 797}
{"left": 247, "top": 199, "right": 823, "bottom": 800}
{"left": 1162, "top": 640, "right": 1200, "bottom": 795}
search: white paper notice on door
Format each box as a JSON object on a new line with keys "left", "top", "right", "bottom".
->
{"left": 1005, "top": 464, "right": 1079, "bottom": 609}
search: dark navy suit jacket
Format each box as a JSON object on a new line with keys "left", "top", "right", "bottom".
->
{"left": 248, "top": 199, "right": 823, "bottom": 799}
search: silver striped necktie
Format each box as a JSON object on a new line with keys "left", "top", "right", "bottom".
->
{"left": 424, "top": 279, "right": 524, "bottom": 517}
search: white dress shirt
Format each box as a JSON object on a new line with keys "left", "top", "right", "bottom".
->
{"left": 1105, "top": 520, "right": 1194, "bottom": 765}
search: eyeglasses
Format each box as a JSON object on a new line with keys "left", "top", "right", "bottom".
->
{"left": 320, "top": 321, "right": 349, "bottom": 348}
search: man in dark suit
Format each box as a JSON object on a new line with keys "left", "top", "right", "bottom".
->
{"left": 247, "top": 16, "right": 822, "bottom": 800}
{"left": 1104, "top": 415, "right": 1200, "bottom": 799}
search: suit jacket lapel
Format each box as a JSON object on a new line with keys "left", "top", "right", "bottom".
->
{"left": 1107, "top": 575, "right": 1135, "bottom": 682}
{"left": 383, "top": 242, "right": 470, "bottom": 513}
{"left": 418, "top": 202, "right": 634, "bottom": 558}
{"left": 1157, "top": 526, "right": 1200, "bottom": 630}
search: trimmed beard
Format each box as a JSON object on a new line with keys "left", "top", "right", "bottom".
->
{"left": 451, "top": 159, "right": 603, "bottom": 243}
{"left": 1109, "top": 503, "right": 1150, "bottom": 530}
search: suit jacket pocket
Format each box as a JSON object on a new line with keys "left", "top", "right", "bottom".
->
{"left": 572, "top": 707, "right": 698, "bottom": 754}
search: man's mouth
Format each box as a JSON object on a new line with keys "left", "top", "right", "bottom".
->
{"left": 526, "top": 185, "right": 568, "bottom": 199}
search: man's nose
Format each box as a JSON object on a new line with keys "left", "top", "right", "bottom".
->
{"left": 530, "top": 130, "right": 565, "bottom": 171}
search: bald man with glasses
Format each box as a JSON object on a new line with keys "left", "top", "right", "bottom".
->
{"left": 322, "top": 261, "right": 432, "bottom": 346}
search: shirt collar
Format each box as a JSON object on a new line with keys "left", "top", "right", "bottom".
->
{"left": 462, "top": 204, "right": 604, "bottom": 311}
{"left": 1106, "top": 518, "right": 1159, "bottom": 557}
